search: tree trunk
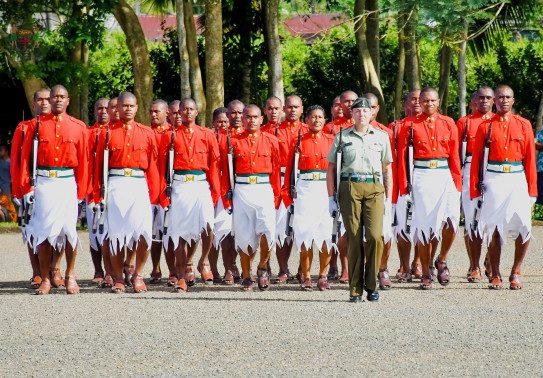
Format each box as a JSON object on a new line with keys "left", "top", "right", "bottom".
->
{"left": 365, "top": 0, "right": 380, "bottom": 78}
{"left": 239, "top": 31, "right": 252, "bottom": 105}
{"left": 114, "top": 0, "right": 153, "bottom": 125}
{"left": 68, "top": 41, "right": 82, "bottom": 120}
{"left": 438, "top": 42, "right": 452, "bottom": 116}
{"left": 205, "top": 0, "right": 224, "bottom": 127}
{"left": 394, "top": 25, "right": 406, "bottom": 120}
{"left": 404, "top": 5, "right": 420, "bottom": 91}
{"left": 354, "top": 0, "right": 387, "bottom": 123}
{"left": 457, "top": 26, "right": 467, "bottom": 118}
{"left": 536, "top": 92, "right": 543, "bottom": 133}
{"left": 68, "top": 39, "right": 89, "bottom": 124}
{"left": 183, "top": 0, "right": 206, "bottom": 126}
{"left": 177, "top": 0, "right": 191, "bottom": 99}
{"left": 263, "top": 0, "right": 284, "bottom": 105}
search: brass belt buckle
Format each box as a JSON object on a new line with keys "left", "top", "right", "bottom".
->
{"left": 313, "top": 172, "right": 320, "bottom": 180}
{"left": 49, "top": 171, "right": 58, "bottom": 178}
{"left": 502, "top": 165, "right": 511, "bottom": 173}
{"left": 124, "top": 169, "right": 133, "bottom": 176}
{"left": 429, "top": 160, "right": 438, "bottom": 168}
{"left": 186, "top": 175, "right": 195, "bottom": 182}
{"left": 249, "top": 176, "right": 257, "bottom": 184}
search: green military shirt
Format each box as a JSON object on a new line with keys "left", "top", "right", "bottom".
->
{"left": 327, "top": 125, "right": 393, "bottom": 176}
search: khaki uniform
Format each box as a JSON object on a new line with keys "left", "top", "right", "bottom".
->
{"left": 327, "top": 126, "right": 392, "bottom": 296}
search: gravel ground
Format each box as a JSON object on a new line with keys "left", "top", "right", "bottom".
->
{"left": 0, "top": 228, "right": 542, "bottom": 377}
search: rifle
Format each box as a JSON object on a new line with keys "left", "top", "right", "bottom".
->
{"left": 391, "top": 110, "right": 398, "bottom": 227}
{"left": 163, "top": 129, "right": 175, "bottom": 235}
{"left": 472, "top": 122, "right": 492, "bottom": 233}
{"left": 331, "top": 127, "right": 344, "bottom": 244}
{"left": 24, "top": 116, "right": 40, "bottom": 225}
{"left": 286, "top": 128, "right": 302, "bottom": 237}
{"left": 17, "top": 126, "right": 26, "bottom": 226}
{"left": 460, "top": 118, "right": 469, "bottom": 168}
{"left": 79, "top": 201, "right": 87, "bottom": 229}
{"left": 405, "top": 122, "right": 414, "bottom": 234}
{"left": 226, "top": 128, "right": 235, "bottom": 202}
{"left": 92, "top": 129, "right": 101, "bottom": 233}
{"left": 98, "top": 124, "right": 110, "bottom": 234}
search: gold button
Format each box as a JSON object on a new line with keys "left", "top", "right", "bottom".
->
{"left": 249, "top": 134, "right": 253, "bottom": 137}
{"left": 252, "top": 151, "right": 255, "bottom": 154}
{"left": 190, "top": 158, "right": 193, "bottom": 162}
{"left": 188, "top": 137, "right": 192, "bottom": 140}
{"left": 504, "top": 125, "right": 507, "bottom": 128}
{"left": 316, "top": 165, "right": 319, "bottom": 168}
{"left": 252, "top": 162, "right": 255, "bottom": 165}
{"left": 315, "top": 153, "right": 319, "bottom": 156}
{"left": 54, "top": 158, "right": 58, "bottom": 161}
{"left": 56, "top": 135, "right": 60, "bottom": 138}
{"left": 432, "top": 147, "right": 436, "bottom": 151}
{"left": 430, "top": 126, "right": 434, "bottom": 129}
{"left": 127, "top": 133, "right": 130, "bottom": 136}
{"left": 431, "top": 137, "right": 435, "bottom": 140}
{"left": 312, "top": 134, "right": 315, "bottom": 138}
{"left": 127, "top": 143, "right": 130, "bottom": 146}
{"left": 315, "top": 141, "right": 318, "bottom": 144}
{"left": 189, "top": 146, "right": 192, "bottom": 150}
{"left": 504, "top": 135, "right": 507, "bottom": 138}
{"left": 251, "top": 141, "right": 255, "bottom": 144}
{"left": 505, "top": 158, "right": 508, "bottom": 161}
{"left": 56, "top": 124, "right": 60, "bottom": 128}
{"left": 505, "top": 146, "right": 508, "bottom": 150}
{"left": 56, "top": 146, "right": 59, "bottom": 150}
{"left": 185, "top": 129, "right": 189, "bottom": 133}
{"left": 127, "top": 155, "right": 130, "bottom": 158}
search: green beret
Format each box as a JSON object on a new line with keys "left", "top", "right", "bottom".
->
{"left": 351, "top": 96, "right": 370, "bottom": 109}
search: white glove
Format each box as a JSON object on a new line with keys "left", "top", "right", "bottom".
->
{"left": 328, "top": 196, "right": 338, "bottom": 217}
{"left": 225, "top": 207, "right": 233, "bottom": 215}
{"left": 88, "top": 202, "right": 95, "bottom": 210}
{"left": 384, "top": 197, "right": 392, "bottom": 218}
{"left": 530, "top": 197, "right": 537, "bottom": 207}
{"left": 23, "top": 191, "right": 34, "bottom": 205}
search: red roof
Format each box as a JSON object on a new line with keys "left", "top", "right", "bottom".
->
{"left": 137, "top": 13, "right": 345, "bottom": 43}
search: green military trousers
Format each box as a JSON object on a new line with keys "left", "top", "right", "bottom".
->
{"left": 339, "top": 178, "right": 384, "bottom": 297}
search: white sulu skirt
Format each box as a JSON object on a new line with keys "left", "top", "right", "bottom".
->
{"left": 27, "top": 175, "right": 79, "bottom": 253}
{"left": 213, "top": 196, "right": 232, "bottom": 249}
{"left": 86, "top": 201, "right": 100, "bottom": 250}
{"left": 480, "top": 171, "right": 532, "bottom": 245}
{"left": 293, "top": 179, "right": 332, "bottom": 253}
{"left": 105, "top": 176, "right": 152, "bottom": 254}
{"left": 411, "top": 168, "right": 460, "bottom": 244}
{"left": 394, "top": 194, "right": 410, "bottom": 242}
{"left": 233, "top": 183, "right": 275, "bottom": 254}
{"left": 461, "top": 162, "right": 481, "bottom": 239}
{"left": 276, "top": 176, "right": 292, "bottom": 247}
{"left": 163, "top": 180, "right": 215, "bottom": 249}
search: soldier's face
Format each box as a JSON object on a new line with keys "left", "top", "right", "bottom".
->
{"left": 118, "top": 97, "right": 138, "bottom": 123}
{"left": 50, "top": 88, "right": 70, "bottom": 116}
{"left": 369, "top": 99, "right": 379, "bottom": 122}
{"left": 352, "top": 107, "right": 371, "bottom": 125}
{"left": 284, "top": 97, "right": 303, "bottom": 122}
{"left": 108, "top": 99, "right": 119, "bottom": 123}
{"left": 341, "top": 92, "right": 358, "bottom": 118}
{"left": 331, "top": 97, "right": 343, "bottom": 120}
{"left": 495, "top": 88, "right": 514, "bottom": 115}
{"left": 168, "top": 104, "right": 183, "bottom": 127}
{"left": 406, "top": 90, "right": 421, "bottom": 116}
{"left": 33, "top": 91, "right": 51, "bottom": 116}
{"left": 212, "top": 113, "right": 228, "bottom": 130}
{"left": 264, "top": 99, "right": 282, "bottom": 124}
{"left": 150, "top": 103, "right": 168, "bottom": 126}
{"left": 227, "top": 104, "right": 244, "bottom": 128}
{"left": 94, "top": 100, "right": 109, "bottom": 125}
{"left": 307, "top": 109, "right": 325, "bottom": 133}
{"left": 243, "top": 107, "right": 263, "bottom": 133}
{"left": 181, "top": 101, "right": 198, "bottom": 125}
{"left": 421, "top": 91, "right": 439, "bottom": 116}
{"left": 476, "top": 88, "right": 494, "bottom": 115}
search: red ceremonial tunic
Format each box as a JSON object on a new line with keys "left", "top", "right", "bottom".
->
{"left": 151, "top": 122, "right": 171, "bottom": 146}
{"left": 373, "top": 120, "right": 398, "bottom": 203}
{"left": 397, "top": 113, "right": 462, "bottom": 196}
{"left": 470, "top": 112, "right": 536, "bottom": 198}
{"left": 86, "top": 122, "right": 110, "bottom": 202}
{"left": 220, "top": 130, "right": 281, "bottom": 209}
{"left": 262, "top": 120, "right": 308, "bottom": 168}
{"left": 456, "top": 112, "right": 494, "bottom": 156}
{"left": 281, "top": 130, "right": 334, "bottom": 207}
{"left": 10, "top": 120, "right": 31, "bottom": 199}
{"left": 20, "top": 113, "right": 89, "bottom": 200}
{"left": 323, "top": 116, "right": 354, "bottom": 135}
{"left": 93, "top": 121, "right": 159, "bottom": 205}
{"left": 158, "top": 124, "right": 221, "bottom": 207}
{"left": 217, "top": 125, "right": 245, "bottom": 151}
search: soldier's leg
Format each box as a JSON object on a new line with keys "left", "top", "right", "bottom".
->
{"left": 299, "top": 243, "right": 313, "bottom": 289}
{"left": 64, "top": 242, "right": 79, "bottom": 294}
{"left": 208, "top": 245, "right": 221, "bottom": 280}
{"left": 149, "top": 240, "right": 162, "bottom": 283}
{"left": 101, "top": 241, "right": 114, "bottom": 287}
{"left": 509, "top": 235, "right": 529, "bottom": 289}
{"left": 110, "top": 241, "right": 126, "bottom": 291}
{"left": 50, "top": 248, "right": 65, "bottom": 287}
{"left": 257, "top": 235, "right": 272, "bottom": 290}
{"left": 468, "top": 233, "right": 483, "bottom": 282}
{"left": 361, "top": 187, "right": 384, "bottom": 293}
{"left": 28, "top": 244, "right": 41, "bottom": 286}
{"left": 90, "top": 245, "right": 104, "bottom": 283}
{"left": 338, "top": 234, "right": 349, "bottom": 283}
{"left": 488, "top": 229, "right": 502, "bottom": 289}
{"left": 198, "top": 225, "right": 214, "bottom": 284}
{"left": 35, "top": 242, "right": 53, "bottom": 294}
{"left": 397, "top": 235, "right": 412, "bottom": 279}
{"left": 173, "top": 239, "right": 188, "bottom": 291}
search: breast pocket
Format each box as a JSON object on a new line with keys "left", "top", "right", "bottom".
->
{"left": 342, "top": 145, "right": 357, "bottom": 165}
{"left": 132, "top": 145, "right": 148, "bottom": 163}
{"left": 197, "top": 148, "right": 209, "bottom": 164}
{"left": 438, "top": 137, "right": 450, "bottom": 154}
{"left": 61, "top": 137, "right": 77, "bottom": 164}
{"left": 38, "top": 138, "right": 50, "bottom": 162}
{"left": 258, "top": 150, "right": 272, "bottom": 170}
{"left": 511, "top": 136, "right": 524, "bottom": 153}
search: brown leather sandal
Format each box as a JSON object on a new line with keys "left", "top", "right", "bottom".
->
{"left": 257, "top": 268, "right": 270, "bottom": 291}
{"left": 102, "top": 275, "right": 114, "bottom": 288}
{"left": 111, "top": 282, "right": 126, "bottom": 293}
{"left": 419, "top": 275, "right": 432, "bottom": 290}
{"left": 434, "top": 260, "right": 450, "bottom": 286}
{"left": 467, "top": 267, "right": 481, "bottom": 283}
{"left": 132, "top": 274, "right": 147, "bottom": 293}
{"left": 30, "top": 275, "right": 42, "bottom": 289}
{"left": 185, "top": 263, "right": 196, "bottom": 287}
{"left": 397, "top": 271, "right": 412, "bottom": 283}
{"left": 411, "top": 263, "right": 423, "bottom": 279}
{"left": 509, "top": 273, "right": 523, "bottom": 290}
{"left": 241, "top": 277, "right": 253, "bottom": 291}
{"left": 301, "top": 277, "right": 313, "bottom": 291}
{"left": 317, "top": 276, "right": 330, "bottom": 291}
{"left": 51, "top": 269, "right": 65, "bottom": 288}
{"left": 378, "top": 270, "right": 392, "bottom": 290}
{"left": 65, "top": 275, "right": 80, "bottom": 294}
{"left": 149, "top": 272, "right": 162, "bottom": 285}
{"left": 488, "top": 275, "right": 503, "bottom": 290}
{"left": 167, "top": 274, "right": 178, "bottom": 287}
{"left": 174, "top": 278, "right": 188, "bottom": 292}
{"left": 35, "top": 279, "right": 51, "bottom": 295}
{"left": 197, "top": 262, "right": 214, "bottom": 285}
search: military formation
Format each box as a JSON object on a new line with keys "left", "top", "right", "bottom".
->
{"left": 10, "top": 84, "right": 536, "bottom": 302}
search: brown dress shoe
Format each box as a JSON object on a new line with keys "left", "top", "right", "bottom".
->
{"left": 132, "top": 274, "right": 147, "bottom": 293}
{"left": 51, "top": 269, "right": 65, "bottom": 288}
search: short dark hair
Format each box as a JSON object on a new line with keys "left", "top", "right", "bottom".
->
{"left": 306, "top": 105, "right": 324, "bottom": 118}
{"left": 213, "top": 107, "right": 227, "bottom": 120}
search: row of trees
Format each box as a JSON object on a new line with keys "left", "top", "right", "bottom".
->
{"left": 0, "top": 0, "right": 541, "bottom": 136}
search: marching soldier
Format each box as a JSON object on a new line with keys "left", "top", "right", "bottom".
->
{"left": 331, "top": 96, "right": 343, "bottom": 121}
{"left": 397, "top": 87, "right": 462, "bottom": 290}
{"left": 262, "top": 95, "right": 306, "bottom": 284}
{"left": 470, "top": 85, "right": 536, "bottom": 290}
{"left": 327, "top": 96, "right": 393, "bottom": 302}
{"left": 20, "top": 85, "right": 89, "bottom": 295}
{"left": 149, "top": 99, "right": 173, "bottom": 286}
{"left": 93, "top": 91, "right": 160, "bottom": 293}
{"left": 456, "top": 86, "right": 494, "bottom": 283}
{"left": 159, "top": 98, "right": 220, "bottom": 292}
{"left": 282, "top": 105, "right": 334, "bottom": 291}
{"left": 220, "top": 105, "right": 281, "bottom": 291}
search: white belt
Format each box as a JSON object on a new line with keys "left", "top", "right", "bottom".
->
{"left": 487, "top": 163, "right": 524, "bottom": 173}
{"left": 173, "top": 173, "right": 206, "bottom": 182}
{"left": 109, "top": 168, "right": 145, "bottom": 177}
{"left": 299, "top": 172, "right": 327, "bottom": 180}
{"left": 37, "top": 168, "right": 74, "bottom": 178}
{"left": 235, "top": 175, "right": 270, "bottom": 184}
{"left": 414, "top": 159, "right": 449, "bottom": 169}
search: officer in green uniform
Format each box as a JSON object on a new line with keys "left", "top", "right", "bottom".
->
{"left": 326, "top": 96, "right": 393, "bottom": 302}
